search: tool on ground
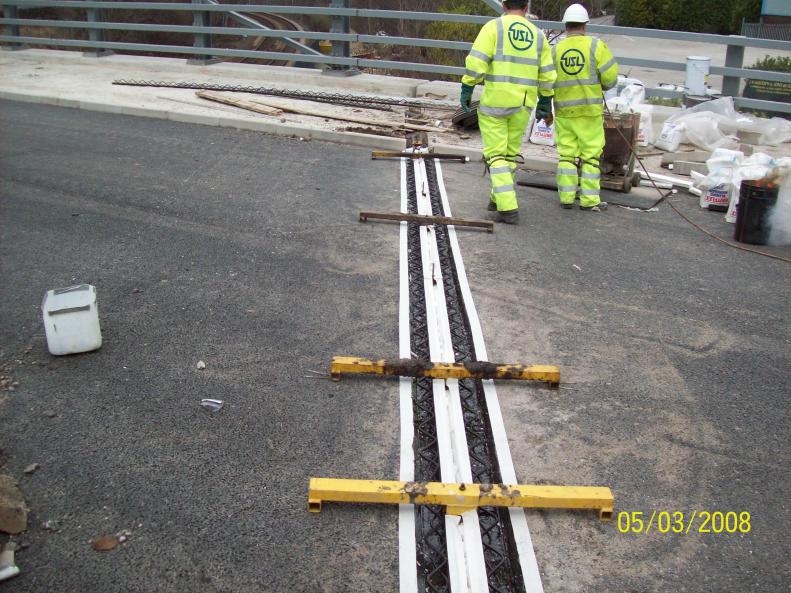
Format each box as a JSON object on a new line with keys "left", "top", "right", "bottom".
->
{"left": 330, "top": 356, "right": 560, "bottom": 387}
{"left": 308, "top": 478, "right": 614, "bottom": 520}
{"left": 516, "top": 172, "right": 668, "bottom": 211}
{"left": 359, "top": 211, "right": 494, "bottom": 232}
{"left": 371, "top": 151, "right": 469, "bottom": 162}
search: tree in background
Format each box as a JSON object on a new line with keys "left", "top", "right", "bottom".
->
{"left": 614, "top": 0, "right": 760, "bottom": 34}
{"left": 613, "top": 0, "right": 651, "bottom": 27}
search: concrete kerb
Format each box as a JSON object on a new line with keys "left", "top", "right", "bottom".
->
{"left": 0, "top": 90, "right": 52, "bottom": 104}
{"left": 0, "top": 84, "right": 418, "bottom": 152}
{"left": 0, "top": 50, "right": 560, "bottom": 167}
{"left": 120, "top": 105, "right": 170, "bottom": 119}
{"left": 77, "top": 100, "right": 126, "bottom": 114}
{"left": 0, "top": 88, "right": 552, "bottom": 168}
{"left": 167, "top": 111, "right": 222, "bottom": 127}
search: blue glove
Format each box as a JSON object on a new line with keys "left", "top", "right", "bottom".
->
{"left": 535, "top": 94, "right": 553, "bottom": 122}
{"left": 460, "top": 83, "right": 475, "bottom": 112}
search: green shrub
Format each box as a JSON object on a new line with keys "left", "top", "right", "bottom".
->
{"left": 424, "top": 0, "right": 496, "bottom": 79}
{"left": 749, "top": 55, "right": 791, "bottom": 73}
{"left": 645, "top": 96, "right": 683, "bottom": 107}
{"left": 613, "top": 0, "right": 653, "bottom": 28}
{"left": 615, "top": 0, "right": 760, "bottom": 34}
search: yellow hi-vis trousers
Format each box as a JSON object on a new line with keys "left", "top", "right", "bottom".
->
{"left": 555, "top": 115, "right": 605, "bottom": 208}
{"left": 478, "top": 108, "right": 531, "bottom": 212}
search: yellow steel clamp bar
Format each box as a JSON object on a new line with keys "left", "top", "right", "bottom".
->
{"left": 330, "top": 356, "right": 560, "bottom": 386}
{"left": 308, "top": 478, "right": 613, "bottom": 521}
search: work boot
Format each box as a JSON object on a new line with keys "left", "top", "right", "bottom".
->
{"left": 580, "top": 201, "right": 608, "bottom": 212}
{"left": 496, "top": 209, "right": 519, "bottom": 224}
{"left": 560, "top": 202, "right": 574, "bottom": 209}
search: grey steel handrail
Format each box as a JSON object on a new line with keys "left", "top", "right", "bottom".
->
{"left": 1, "top": 0, "right": 790, "bottom": 113}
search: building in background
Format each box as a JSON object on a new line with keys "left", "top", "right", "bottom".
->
{"left": 761, "top": 0, "right": 791, "bottom": 24}
{"left": 742, "top": 0, "right": 791, "bottom": 40}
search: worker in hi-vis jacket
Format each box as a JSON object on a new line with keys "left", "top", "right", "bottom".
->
{"left": 460, "top": 0, "right": 556, "bottom": 224}
{"left": 552, "top": 3, "right": 618, "bottom": 211}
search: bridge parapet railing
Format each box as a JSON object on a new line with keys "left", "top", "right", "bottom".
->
{"left": 1, "top": 1, "right": 790, "bottom": 114}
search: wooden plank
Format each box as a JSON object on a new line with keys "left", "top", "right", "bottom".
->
{"left": 248, "top": 97, "right": 446, "bottom": 133}
{"left": 195, "top": 90, "right": 283, "bottom": 116}
{"left": 359, "top": 211, "right": 494, "bottom": 233}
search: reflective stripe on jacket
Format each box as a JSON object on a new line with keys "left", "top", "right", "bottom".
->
{"left": 462, "top": 15, "right": 556, "bottom": 117}
{"left": 552, "top": 35, "right": 618, "bottom": 118}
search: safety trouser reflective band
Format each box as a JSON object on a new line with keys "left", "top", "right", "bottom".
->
{"left": 489, "top": 158, "right": 517, "bottom": 210}
{"left": 555, "top": 115, "right": 605, "bottom": 206}
{"left": 490, "top": 164, "right": 513, "bottom": 204}
{"left": 479, "top": 109, "right": 530, "bottom": 212}
{"left": 579, "top": 161, "right": 601, "bottom": 207}
{"left": 489, "top": 166, "right": 512, "bottom": 175}
{"left": 556, "top": 160, "right": 578, "bottom": 204}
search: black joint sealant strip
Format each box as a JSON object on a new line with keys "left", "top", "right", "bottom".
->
{"left": 422, "top": 160, "right": 526, "bottom": 593}
{"left": 407, "top": 158, "right": 452, "bottom": 593}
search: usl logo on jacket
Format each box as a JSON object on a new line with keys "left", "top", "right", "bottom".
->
{"left": 560, "top": 48, "right": 586, "bottom": 75}
{"left": 508, "top": 22, "right": 534, "bottom": 51}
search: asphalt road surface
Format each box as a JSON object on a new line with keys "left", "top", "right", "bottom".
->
{"left": 1, "top": 100, "right": 789, "bottom": 592}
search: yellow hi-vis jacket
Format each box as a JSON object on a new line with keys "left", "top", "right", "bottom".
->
{"left": 552, "top": 35, "right": 618, "bottom": 117}
{"left": 462, "top": 15, "right": 556, "bottom": 117}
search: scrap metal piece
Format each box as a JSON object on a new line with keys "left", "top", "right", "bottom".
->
{"left": 308, "top": 478, "right": 614, "bottom": 521}
{"left": 452, "top": 102, "right": 480, "bottom": 130}
{"left": 112, "top": 81, "right": 457, "bottom": 112}
{"left": 359, "top": 211, "right": 493, "bottom": 233}
{"left": 330, "top": 356, "right": 560, "bottom": 386}
{"left": 200, "top": 399, "right": 224, "bottom": 412}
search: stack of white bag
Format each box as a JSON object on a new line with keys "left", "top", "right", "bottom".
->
{"left": 605, "top": 83, "right": 651, "bottom": 145}
{"left": 529, "top": 77, "right": 658, "bottom": 147}
{"left": 605, "top": 82, "right": 654, "bottom": 147}
{"left": 656, "top": 96, "right": 791, "bottom": 152}
{"left": 529, "top": 108, "right": 555, "bottom": 146}
{"left": 691, "top": 147, "right": 791, "bottom": 223}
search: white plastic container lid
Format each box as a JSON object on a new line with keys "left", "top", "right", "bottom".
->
{"left": 42, "top": 284, "right": 96, "bottom": 315}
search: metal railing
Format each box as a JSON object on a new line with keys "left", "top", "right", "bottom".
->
{"left": 1, "top": 0, "right": 791, "bottom": 113}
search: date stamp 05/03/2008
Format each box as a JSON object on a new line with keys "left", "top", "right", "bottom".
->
{"left": 616, "top": 511, "right": 752, "bottom": 535}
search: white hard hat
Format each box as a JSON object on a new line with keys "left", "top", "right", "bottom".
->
{"left": 562, "top": 3, "right": 590, "bottom": 24}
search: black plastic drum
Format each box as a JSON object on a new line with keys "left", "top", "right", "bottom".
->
{"left": 734, "top": 180, "right": 779, "bottom": 245}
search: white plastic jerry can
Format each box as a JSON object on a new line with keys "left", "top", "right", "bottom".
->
{"left": 41, "top": 284, "right": 102, "bottom": 355}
